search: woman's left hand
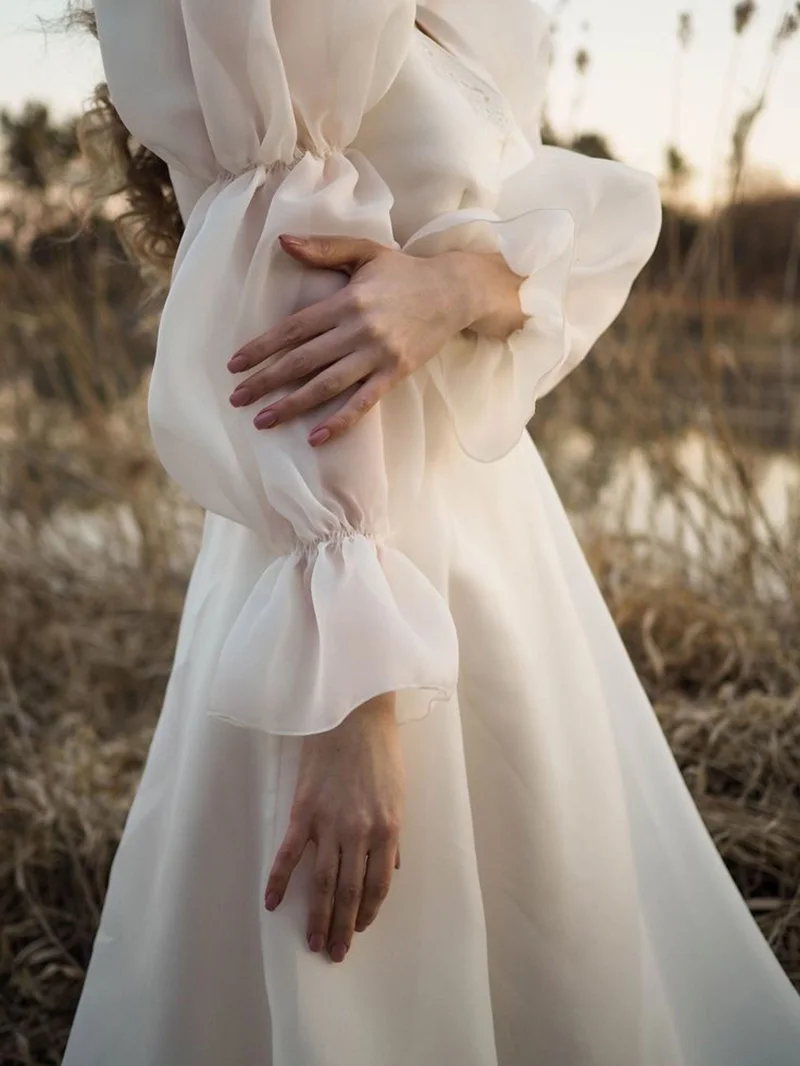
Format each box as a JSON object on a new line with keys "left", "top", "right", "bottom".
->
{"left": 227, "top": 233, "right": 521, "bottom": 447}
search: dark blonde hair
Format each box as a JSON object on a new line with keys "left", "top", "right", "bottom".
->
{"left": 66, "top": 5, "right": 183, "bottom": 281}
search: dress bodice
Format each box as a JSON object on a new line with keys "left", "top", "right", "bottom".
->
{"left": 353, "top": 27, "right": 525, "bottom": 243}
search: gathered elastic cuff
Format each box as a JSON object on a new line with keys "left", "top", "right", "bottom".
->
{"left": 207, "top": 531, "right": 459, "bottom": 736}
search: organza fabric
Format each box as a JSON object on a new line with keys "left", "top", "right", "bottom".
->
{"left": 62, "top": 2, "right": 800, "bottom": 1064}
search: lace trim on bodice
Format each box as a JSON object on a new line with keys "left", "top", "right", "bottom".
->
{"left": 416, "top": 30, "right": 513, "bottom": 136}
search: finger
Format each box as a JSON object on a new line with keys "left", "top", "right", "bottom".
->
{"left": 306, "top": 838, "right": 341, "bottom": 955}
{"left": 328, "top": 841, "right": 368, "bottom": 962}
{"left": 307, "top": 371, "right": 390, "bottom": 447}
{"left": 229, "top": 327, "right": 351, "bottom": 408}
{"left": 354, "top": 844, "right": 395, "bottom": 934}
{"left": 279, "top": 234, "right": 383, "bottom": 275}
{"left": 228, "top": 291, "right": 346, "bottom": 373}
{"left": 265, "top": 820, "right": 309, "bottom": 912}
{"left": 253, "top": 352, "right": 375, "bottom": 430}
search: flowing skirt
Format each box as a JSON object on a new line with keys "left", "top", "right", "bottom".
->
{"left": 62, "top": 434, "right": 800, "bottom": 1066}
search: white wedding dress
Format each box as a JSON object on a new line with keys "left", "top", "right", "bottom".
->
{"left": 63, "top": 2, "right": 800, "bottom": 1064}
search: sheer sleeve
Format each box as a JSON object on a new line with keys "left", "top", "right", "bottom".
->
{"left": 407, "top": 1, "right": 663, "bottom": 463}
{"left": 401, "top": 151, "right": 661, "bottom": 462}
{"left": 93, "top": 0, "right": 458, "bottom": 736}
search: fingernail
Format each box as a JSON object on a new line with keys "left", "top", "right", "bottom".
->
{"left": 228, "top": 353, "right": 247, "bottom": 372}
{"left": 279, "top": 234, "right": 304, "bottom": 247}
{"left": 308, "top": 933, "right": 325, "bottom": 953}
{"left": 254, "top": 409, "right": 279, "bottom": 429}
{"left": 265, "top": 891, "right": 280, "bottom": 911}
{"left": 229, "top": 385, "right": 251, "bottom": 406}
{"left": 329, "top": 942, "right": 348, "bottom": 963}
{"left": 308, "top": 427, "right": 330, "bottom": 447}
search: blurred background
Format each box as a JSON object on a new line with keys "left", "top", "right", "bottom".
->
{"left": 2, "top": 1, "right": 800, "bottom": 1062}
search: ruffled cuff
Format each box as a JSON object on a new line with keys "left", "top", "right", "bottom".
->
{"left": 207, "top": 531, "right": 458, "bottom": 736}
{"left": 402, "top": 152, "right": 662, "bottom": 464}
{"left": 404, "top": 207, "right": 575, "bottom": 463}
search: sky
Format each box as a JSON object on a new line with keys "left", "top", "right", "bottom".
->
{"left": 1, "top": 0, "right": 799, "bottom": 206}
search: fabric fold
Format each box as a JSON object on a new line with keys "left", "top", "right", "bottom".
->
{"left": 150, "top": 150, "right": 461, "bottom": 736}
{"left": 208, "top": 531, "right": 458, "bottom": 735}
{"left": 403, "top": 145, "right": 663, "bottom": 463}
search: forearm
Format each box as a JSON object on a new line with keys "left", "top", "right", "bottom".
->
{"left": 435, "top": 250, "right": 528, "bottom": 341}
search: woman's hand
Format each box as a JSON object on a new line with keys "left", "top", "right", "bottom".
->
{"left": 264, "top": 693, "right": 405, "bottom": 964}
{"left": 228, "top": 233, "right": 526, "bottom": 446}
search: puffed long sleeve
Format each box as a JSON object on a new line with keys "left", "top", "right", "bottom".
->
{"left": 93, "top": 0, "right": 459, "bottom": 736}
{"left": 156, "top": 160, "right": 459, "bottom": 736}
{"left": 402, "top": 146, "right": 662, "bottom": 463}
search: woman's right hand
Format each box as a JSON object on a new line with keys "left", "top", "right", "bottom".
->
{"left": 264, "top": 693, "right": 405, "bottom": 963}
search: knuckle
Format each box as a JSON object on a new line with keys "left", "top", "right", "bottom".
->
{"left": 283, "top": 321, "right": 305, "bottom": 348}
{"left": 315, "top": 376, "right": 340, "bottom": 402}
{"left": 274, "top": 847, "right": 296, "bottom": 870}
{"left": 372, "top": 817, "right": 400, "bottom": 845}
{"left": 346, "top": 283, "right": 369, "bottom": 312}
{"left": 366, "top": 879, "right": 392, "bottom": 903}
{"left": 288, "top": 352, "right": 311, "bottom": 378}
{"left": 344, "top": 815, "right": 370, "bottom": 841}
{"left": 313, "top": 870, "right": 336, "bottom": 896}
{"left": 355, "top": 390, "right": 378, "bottom": 414}
{"left": 325, "top": 416, "right": 348, "bottom": 438}
{"left": 360, "top": 310, "right": 384, "bottom": 343}
{"left": 336, "top": 883, "right": 362, "bottom": 907}
{"left": 392, "top": 349, "right": 413, "bottom": 377}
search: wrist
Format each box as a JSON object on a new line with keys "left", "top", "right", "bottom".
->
{"left": 434, "top": 250, "right": 491, "bottom": 332}
{"left": 435, "top": 249, "right": 527, "bottom": 339}
{"left": 331, "top": 693, "right": 396, "bottom": 736}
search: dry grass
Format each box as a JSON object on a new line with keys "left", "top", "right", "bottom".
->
{"left": 584, "top": 531, "right": 800, "bottom": 985}
{"left": 0, "top": 549, "right": 177, "bottom": 1065}
{"left": 660, "top": 690, "right": 800, "bottom": 978}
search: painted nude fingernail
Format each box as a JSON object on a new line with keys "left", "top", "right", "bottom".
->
{"left": 308, "top": 933, "right": 325, "bottom": 953}
{"left": 329, "top": 943, "right": 348, "bottom": 963}
{"left": 229, "top": 385, "right": 251, "bottom": 406}
{"left": 228, "top": 354, "right": 247, "bottom": 372}
{"left": 308, "top": 428, "right": 330, "bottom": 447}
{"left": 265, "top": 891, "right": 280, "bottom": 911}
{"left": 254, "top": 409, "right": 279, "bottom": 429}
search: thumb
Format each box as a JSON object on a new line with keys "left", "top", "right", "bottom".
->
{"left": 278, "top": 234, "right": 382, "bottom": 275}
